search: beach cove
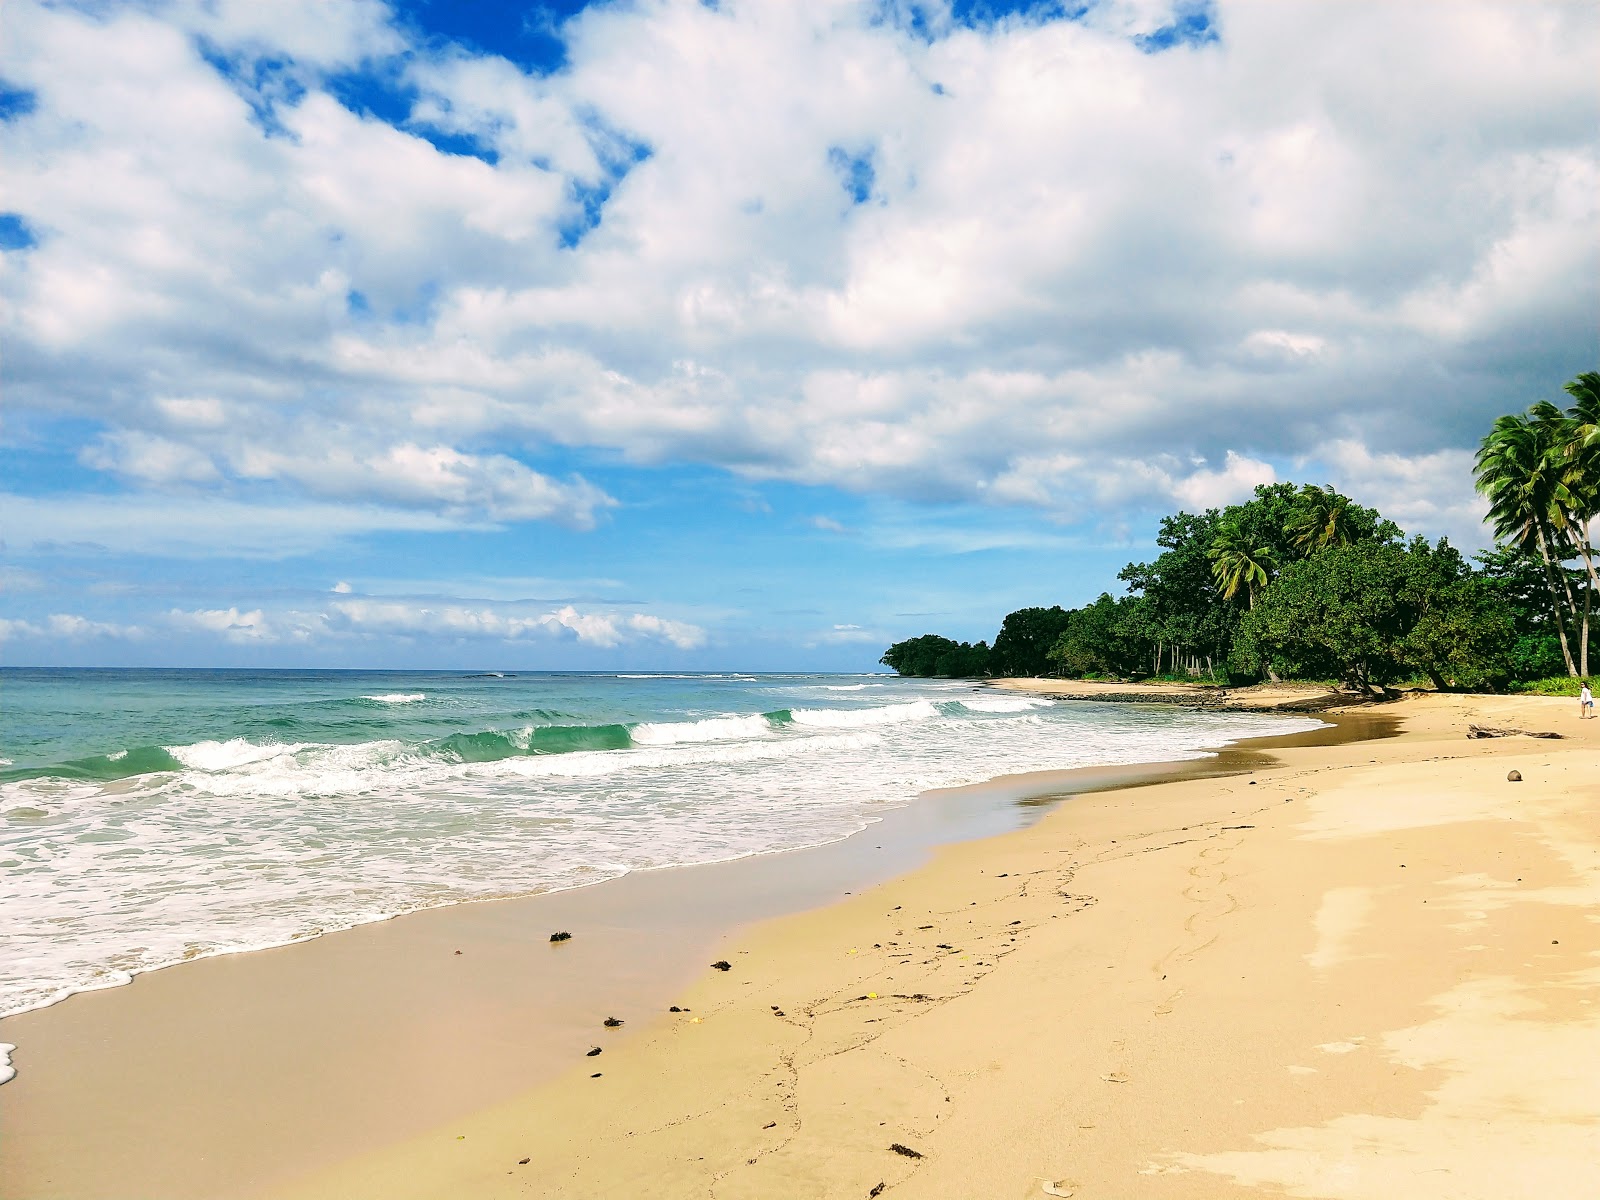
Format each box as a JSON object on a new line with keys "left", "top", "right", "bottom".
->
{"left": 3, "top": 685, "right": 1596, "bottom": 1197}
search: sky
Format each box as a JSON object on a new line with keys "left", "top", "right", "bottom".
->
{"left": 0, "top": 0, "right": 1596, "bottom": 671}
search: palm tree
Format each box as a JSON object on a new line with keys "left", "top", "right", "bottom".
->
{"left": 1554, "top": 373, "right": 1600, "bottom": 673}
{"left": 1475, "top": 409, "right": 1580, "bottom": 675}
{"left": 1563, "top": 371, "right": 1600, "bottom": 450}
{"left": 1286, "top": 486, "right": 1354, "bottom": 555}
{"left": 1208, "top": 524, "right": 1276, "bottom": 609}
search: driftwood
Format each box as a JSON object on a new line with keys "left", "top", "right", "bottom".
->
{"left": 1466, "top": 724, "right": 1562, "bottom": 740}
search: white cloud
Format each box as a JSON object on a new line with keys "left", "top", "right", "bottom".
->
{"left": 168, "top": 606, "right": 279, "bottom": 643}
{"left": 1241, "top": 329, "right": 1327, "bottom": 360}
{"left": 2, "top": 494, "right": 480, "bottom": 559}
{"left": 809, "top": 623, "right": 883, "bottom": 646}
{"left": 81, "top": 431, "right": 221, "bottom": 485}
{"left": 317, "top": 597, "right": 707, "bottom": 649}
{"left": 1, "top": 0, "right": 1594, "bottom": 536}
{"left": 1171, "top": 451, "right": 1279, "bottom": 511}
{"left": 623, "top": 613, "right": 708, "bottom": 650}
{"left": 0, "top": 613, "right": 144, "bottom": 640}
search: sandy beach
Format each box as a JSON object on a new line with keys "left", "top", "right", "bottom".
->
{"left": 5, "top": 687, "right": 1598, "bottom": 1198}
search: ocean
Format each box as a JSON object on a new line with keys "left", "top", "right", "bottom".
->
{"left": 0, "top": 668, "right": 1322, "bottom": 1031}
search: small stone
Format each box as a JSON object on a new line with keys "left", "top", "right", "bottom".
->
{"left": 669, "top": 1006, "right": 682, "bottom": 1012}
{"left": 454, "top": 950, "right": 462, "bottom": 955}
{"left": 586, "top": 1047, "right": 602, "bottom": 1057}
{"left": 603, "top": 1017, "right": 623, "bottom": 1027}
{"left": 711, "top": 960, "right": 732, "bottom": 971}
{"left": 1507, "top": 770, "right": 1522, "bottom": 782}
{"left": 549, "top": 931, "right": 572, "bottom": 942}
{"left": 889, "top": 1142, "right": 924, "bottom": 1159}
{"left": 518, "top": 1158, "right": 530, "bottom": 1165}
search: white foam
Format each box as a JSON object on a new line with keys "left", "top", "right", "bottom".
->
{"left": 788, "top": 700, "right": 940, "bottom": 728}
{"left": 363, "top": 693, "right": 425, "bottom": 704}
{"left": 493, "top": 731, "right": 879, "bottom": 779}
{"left": 957, "top": 697, "right": 1056, "bottom": 713}
{"left": 820, "top": 684, "right": 880, "bottom": 691}
{"left": 168, "top": 738, "right": 312, "bottom": 772}
{"left": 630, "top": 714, "right": 773, "bottom": 745}
{"left": 0, "top": 1043, "right": 14, "bottom": 1085}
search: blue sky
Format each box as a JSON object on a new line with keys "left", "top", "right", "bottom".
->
{"left": 1, "top": 0, "right": 1596, "bottom": 669}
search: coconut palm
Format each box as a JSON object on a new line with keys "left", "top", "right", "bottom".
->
{"left": 1563, "top": 371, "right": 1600, "bottom": 451}
{"left": 1554, "top": 374, "right": 1600, "bottom": 672}
{"left": 1208, "top": 524, "right": 1276, "bottom": 609}
{"left": 1285, "top": 485, "right": 1355, "bottom": 556}
{"left": 1474, "top": 408, "right": 1580, "bottom": 675}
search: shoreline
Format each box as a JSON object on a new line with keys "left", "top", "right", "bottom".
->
{"left": 0, "top": 703, "right": 1344, "bottom": 1200}
{"left": 988, "top": 675, "right": 1365, "bottom": 712}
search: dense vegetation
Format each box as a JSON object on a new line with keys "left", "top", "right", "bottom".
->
{"left": 882, "top": 371, "right": 1599, "bottom": 694}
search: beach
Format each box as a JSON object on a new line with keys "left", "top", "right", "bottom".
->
{"left": 4, "top": 686, "right": 1598, "bottom": 1197}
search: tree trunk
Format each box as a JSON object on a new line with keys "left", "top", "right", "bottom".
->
{"left": 1535, "top": 525, "right": 1579, "bottom": 675}
{"left": 1574, "top": 522, "right": 1599, "bottom": 677}
{"left": 1585, "top": 579, "right": 1592, "bottom": 679}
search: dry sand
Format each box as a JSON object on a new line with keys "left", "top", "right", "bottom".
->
{"left": 5, "top": 689, "right": 1598, "bottom": 1199}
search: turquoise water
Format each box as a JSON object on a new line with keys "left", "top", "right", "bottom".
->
{"left": 0, "top": 668, "right": 1322, "bottom": 1026}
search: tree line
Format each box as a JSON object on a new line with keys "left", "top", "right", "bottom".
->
{"left": 881, "top": 371, "right": 1599, "bottom": 694}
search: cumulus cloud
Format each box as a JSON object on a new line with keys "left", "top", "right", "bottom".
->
{"left": 1170, "top": 451, "right": 1279, "bottom": 511}
{"left": 1, "top": 0, "right": 1593, "bottom": 540}
{"left": 168, "top": 606, "right": 282, "bottom": 643}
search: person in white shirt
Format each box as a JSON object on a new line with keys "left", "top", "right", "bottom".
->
{"left": 1581, "top": 682, "right": 1594, "bottom": 719}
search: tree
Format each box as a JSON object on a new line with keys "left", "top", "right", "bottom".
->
{"left": 1553, "top": 372, "right": 1600, "bottom": 673}
{"left": 1474, "top": 410, "right": 1581, "bottom": 675}
{"left": 1285, "top": 485, "right": 1357, "bottom": 554}
{"left": 880, "top": 635, "right": 991, "bottom": 677}
{"left": 1119, "top": 509, "right": 1234, "bottom": 678}
{"left": 990, "top": 606, "right": 1073, "bottom": 676}
{"left": 1207, "top": 523, "right": 1276, "bottom": 608}
{"left": 1046, "top": 594, "right": 1144, "bottom": 678}
{"left": 1240, "top": 538, "right": 1514, "bottom": 693}
{"left": 1475, "top": 545, "right": 1570, "bottom": 681}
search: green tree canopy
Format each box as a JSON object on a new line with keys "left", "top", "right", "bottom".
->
{"left": 990, "top": 606, "right": 1073, "bottom": 676}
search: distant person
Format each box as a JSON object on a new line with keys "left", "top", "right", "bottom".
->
{"left": 1582, "top": 681, "right": 1594, "bottom": 720}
